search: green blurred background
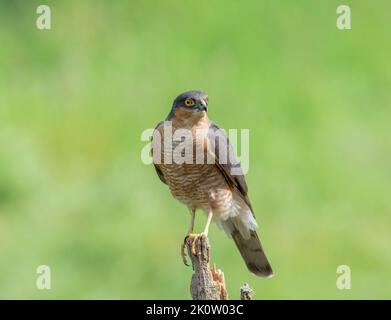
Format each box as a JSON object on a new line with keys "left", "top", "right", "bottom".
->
{"left": 0, "top": 0, "right": 390, "bottom": 299}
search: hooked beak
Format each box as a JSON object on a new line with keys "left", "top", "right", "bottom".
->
{"left": 196, "top": 99, "right": 208, "bottom": 112}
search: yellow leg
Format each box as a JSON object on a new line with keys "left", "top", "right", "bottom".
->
{"left": 181, "top": 209, "right": 196, "bottom": 266}
{"left": 191, "top": 210, "right": 213, "bottom": 254}
{"left": 203, "top": 210, "right": 213, "bottom": 236}
{"left": 181, "top": 210, "right": 214, "bottom": 263}
{"left": 188, "top": 209, "right": 196, "bottom": 234}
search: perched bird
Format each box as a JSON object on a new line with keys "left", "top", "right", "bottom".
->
{"left": 151, "top": 90, "right": 273, "bottom": 277}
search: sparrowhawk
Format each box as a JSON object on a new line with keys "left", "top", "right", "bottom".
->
{"left": 151, "top": 90, "right": 273, "bottom": 277}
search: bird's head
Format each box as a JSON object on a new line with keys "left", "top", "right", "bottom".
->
{"left": 169, "top": 90, "right": 209, "bottom": 124}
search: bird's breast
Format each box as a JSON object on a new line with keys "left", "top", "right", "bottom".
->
{"left": 153, "top": 125, "right": 233, "bottom": 215}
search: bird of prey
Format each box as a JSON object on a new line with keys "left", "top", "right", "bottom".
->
{"left": 151, "top": 90, "right": 273, "bottom": 277}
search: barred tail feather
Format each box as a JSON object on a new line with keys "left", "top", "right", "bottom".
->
{"left": 221, "top": 216, "right": 273, "bottom": 277}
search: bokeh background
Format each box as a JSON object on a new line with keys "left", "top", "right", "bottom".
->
{"left": 0, "top": 0, "right": 390, "bottom": 299}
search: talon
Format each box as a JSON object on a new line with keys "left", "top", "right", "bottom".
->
{"left": 190, "top": 232, "right": 205, "bottom": 255}
{"left": 180, "top": 242, "right": 189, "bottom": 266}
{"left": 180, "top": 233, "right": 205, "bottom": 259}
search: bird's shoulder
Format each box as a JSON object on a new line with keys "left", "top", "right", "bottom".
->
{"left": 154, "top": 120, "right": 165, "bottom": 133}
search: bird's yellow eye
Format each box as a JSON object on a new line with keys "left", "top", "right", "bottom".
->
{"left": 184, "top": 98, "right": 195, "bottom": 107}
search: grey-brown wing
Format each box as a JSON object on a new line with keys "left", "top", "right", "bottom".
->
{"left": 208, "top": 122, "right": 253, "bottom": 212}
{"left": 152, "top": 121, "right": 167, "bottom": 185}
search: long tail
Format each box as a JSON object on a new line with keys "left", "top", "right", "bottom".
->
{"left": 221, "top": 216, "right": 273, "bottom": 277}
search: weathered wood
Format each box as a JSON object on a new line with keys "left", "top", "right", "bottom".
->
{"left": 185, "top": 235, "right": 256, "bottom": 300}
{"left": 186, "top": 235, "right": 228, "bottom": 300}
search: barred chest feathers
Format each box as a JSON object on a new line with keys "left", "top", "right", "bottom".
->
{"left": 156, "top": 122, "right": 236, "bottom": 220}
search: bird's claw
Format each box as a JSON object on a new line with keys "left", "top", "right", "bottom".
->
{"left": 180, "top": 241, "right": 189, "bottom": 266}
{"left": 181, "top": 232, "right": 206, "bottom": 265}
{"left": 191, "top": 232, "right": 206, "bottom": 255}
